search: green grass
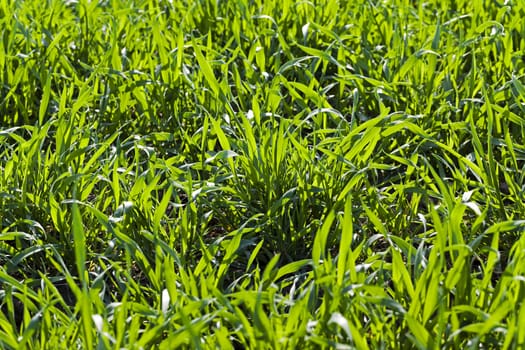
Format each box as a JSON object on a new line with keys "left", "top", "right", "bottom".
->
{"left": 1, "top": 0, "right": 525, "bottom": 348}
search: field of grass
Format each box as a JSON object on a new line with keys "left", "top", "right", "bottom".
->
{"left": 1, "top": 0, "right": 525, "bottom": 348}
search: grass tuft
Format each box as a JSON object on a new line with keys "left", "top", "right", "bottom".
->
{"left": 1, "top": 0, "right": 525, "bottom": 348}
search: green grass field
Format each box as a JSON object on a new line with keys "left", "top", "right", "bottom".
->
{"left": 1, "top": 0, "right": 525, "bottom": 348}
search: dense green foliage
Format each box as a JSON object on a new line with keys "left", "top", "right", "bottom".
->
{"left": 1, "top": 0, "right": 525, "bottom": 348}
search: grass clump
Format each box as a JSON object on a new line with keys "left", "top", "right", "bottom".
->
{"left": 1, "top": 0, "right": 525, "bottom": 348}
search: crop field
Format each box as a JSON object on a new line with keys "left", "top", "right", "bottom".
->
{"left": 1, "top": 0, "right": 525, "bottom": 348}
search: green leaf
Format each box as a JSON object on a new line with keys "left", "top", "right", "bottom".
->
{"left": 193, "top": 41, "right": 220, "bottom": 97}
